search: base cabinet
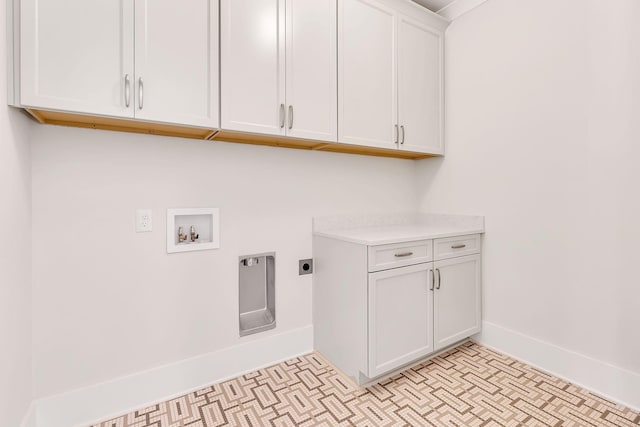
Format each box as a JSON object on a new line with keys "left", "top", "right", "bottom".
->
{"left": 314, "top": 233, "right": 482, "bottom": 384}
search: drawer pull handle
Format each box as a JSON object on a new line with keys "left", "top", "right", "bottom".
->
{"left": 435, "top": 268, "right": 441, "bottom": 289}
{"left": 394, "top": 252, "right": 413, "bottom": 258}
{"left": 451, "top": 244, "right": 466, "bottom": 249}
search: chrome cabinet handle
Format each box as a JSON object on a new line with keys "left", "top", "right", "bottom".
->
{"left": 400, "top": 125, "right": 405, "bottom": 144}
{"left": 124, "top": 74, "right": 131, "bottom": 108}
{"left": 429, "top": 270, "right": 434, "bottom": 291}
{"left": 394, "top": 252, "right": 413, "bottom": 258}
{"left": 435, "top": 268, "right": 441, "bottom": 289}
{"left": 279, "top": 104, "right": 285, "bottom": 128}
{"left": 451, "top": 244, "right": 467, "bottom": 249}
{"left": 288, "top": 105, "right": 293, "bottom": 130}
{"left": 138, "top": 77, "right": 144, "bottom": 110}
{"left": 394, "top": 124, "right": 399, "bottom": 144}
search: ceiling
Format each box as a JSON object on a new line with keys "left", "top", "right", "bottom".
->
{"left": 412, "top": 0, "right": 487, "bottom": 21}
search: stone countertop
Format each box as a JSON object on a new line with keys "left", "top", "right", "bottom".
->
{"left": 312, "top": 213, "right": 484, "bottom": 246}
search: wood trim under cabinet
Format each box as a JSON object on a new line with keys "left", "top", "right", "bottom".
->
{"left": 25, "top": 108, "right": 215, "bottom": 140}
{"left": 22, "top": 108, "right": 438, "bottom": 160}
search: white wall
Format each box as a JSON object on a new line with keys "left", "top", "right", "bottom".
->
{"left": 1, "top": 2, "right": 33, "bottom": 425}
{"left": 418, "top": 0, "right": 640, "bottom": 375}
{"left": 31, "top": 125, "right": 418, "bottom": 398}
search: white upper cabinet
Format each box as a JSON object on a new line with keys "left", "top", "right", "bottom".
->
{"left": 397, "top": 14, "right": 443, "bottom": 154}
{"left": 13, "top": 0, "right": 445, "bottom": 156}
{"left": 285, "top": 0, "right": 337, "bottom": 142}
{"left": 221, "top": 0, "right": 285, "bottom": 135}
{"left": 20, "top": 0, "right": 134, "bottom": 118}
{"left": 18, "top": 0, "right": 219, "bottom": 128}
{"left": 338, "top": 0, "right": 396, "bottom": 149}
{"left": 338, "top": 0, "right": 445, "bottom": 153}
{"left": 221, "top": 0, "right": 337, "bottom": 141}
{"left": 134, "top": 0, "right": 219, "bottom": 128}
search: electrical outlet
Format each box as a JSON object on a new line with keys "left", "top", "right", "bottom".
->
{"left": 136, "top": 209, "right": 153, "bottom": 232}
{"left": 299, "top": 259, "right": 313, "bottom": 275}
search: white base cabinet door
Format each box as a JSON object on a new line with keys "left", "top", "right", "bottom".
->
{"left": 20, "top": 0, "right": 134, "bottom": 117}
{"left": 134, "top": 0, "right": 219, "bottom": 128}
{"left": 368, "top": 263, "right": 434, "bottom": 378}
{"left": 434, "top": 254, "right": 482, "bottom": 351}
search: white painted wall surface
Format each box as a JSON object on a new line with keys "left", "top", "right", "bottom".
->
{"left": 417, "top": 0, "right": 640, "bottom": 375}
{"left": 1, "top": 2, "right": 33, "bottom": 424}
{"left": 31, "top": 125, "right": 418, "bottom": 398}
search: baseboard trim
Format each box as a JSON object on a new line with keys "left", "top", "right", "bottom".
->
{"left": 32, "top": 325, "right": 313, "bottom": 427}
{"left": 474, "top": 321, "right": 640, "bottom": 412}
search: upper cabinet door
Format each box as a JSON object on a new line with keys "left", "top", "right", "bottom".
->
{"left": 134, "top": 0, "right": 219, "bottom": 128}
{"left": 285, "top": 0, "right": 337, "bottom": 142}
{"left": 338, "top": 0, "right": 397, "bottom": 149}
{"left": 221, "top": 0, "right": 286, "bottom": 135}
{"left": 20, "top": 0, "right": 134, "bottom": 117}
{"left": 397, "top": 14, "right": 444, "bottom": 154}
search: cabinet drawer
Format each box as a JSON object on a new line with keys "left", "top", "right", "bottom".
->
{"left": 434, "top": 234, "right": 480, "bottom": 260}
{"left": 368, "top": 240, "right": 432, "bottom": 272}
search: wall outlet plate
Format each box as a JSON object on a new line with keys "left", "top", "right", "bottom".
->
{"left": 299, "top": 259, "right": 313, "bottom": 275}
{"left": 136, "top": 209, "right": 153, "bottom": 232}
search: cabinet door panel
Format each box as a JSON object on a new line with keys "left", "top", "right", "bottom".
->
{"left": 134, "top": 0, "right": 219, "bottom": 128}
{"left": 221, "top": 0, "right": 285, "bottom": 135}
{"left": 397, "top": 14, "right": 443, "bottom": 154}
{"left": 285, "top": 0, "right": 337, "bottom": 142}
{"left": 21, "top": 0, "right": 134, "bottom": 117}
{"left": 368, "top": 263, "right": 433, "bottom": 378}
{"left": 339, "top": 0, "right": 397, "bottom": 149}
{"left": 434, "top": 254, "right": 481, "bottom": 351}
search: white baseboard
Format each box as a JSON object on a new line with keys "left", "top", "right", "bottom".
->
{"left": 24, "top": 321, "right": 640, "bottom": 427}
{"left": 31, "top": 325, "right": 313, "bottom": 427}
{"left": 474, "top": 321, "right": 640, "bottom": 412}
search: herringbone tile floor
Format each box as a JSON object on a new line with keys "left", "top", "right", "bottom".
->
{"left": 90, "top": 342, "right": 640, "bottom": 426}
